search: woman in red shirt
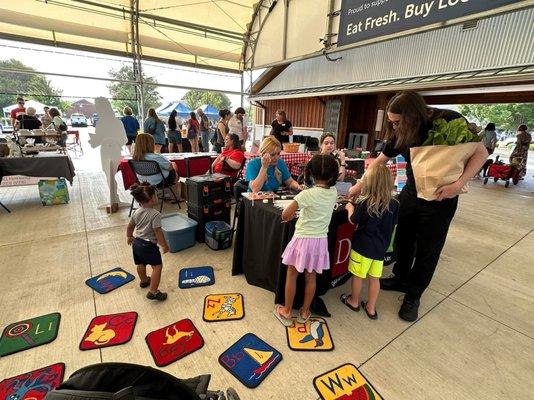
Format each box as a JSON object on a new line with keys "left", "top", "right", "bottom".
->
{"left": 187, "top": 111, "right": 200, "bottom": 153}
{"left": 211, "top": 133, "right": 245, "bottom": 177}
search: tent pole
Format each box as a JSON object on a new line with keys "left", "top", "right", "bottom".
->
{"left": 131, "top": 0, "right": 144, "bottom": 123}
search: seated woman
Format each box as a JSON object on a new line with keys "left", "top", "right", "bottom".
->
{"left": 16, "top": 107, "right": 43, "bottom": 143}
{"left": 245, "top": 136, "right": 303, "bottom": 193}
{"left": 319, "top": 132, "right": 346, "bottom": 181}
{"left": 132, "top": 133, "right": 180, "bottom": 201}
{"left": 211, "top": 134, "right": 245, "bottom": 177}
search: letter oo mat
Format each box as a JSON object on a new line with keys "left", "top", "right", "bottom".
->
{"left": 313, "top": 363, "right": 383, "bottom": 400}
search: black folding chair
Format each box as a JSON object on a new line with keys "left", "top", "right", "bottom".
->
{"left": 232, "top": 179, "right": 249, "bottom": 230}
{"left": 128, "top": 160, "right": 181, "bottom": 217}
{"left": 0, "top": 166, "right": 10, "bottom": 213}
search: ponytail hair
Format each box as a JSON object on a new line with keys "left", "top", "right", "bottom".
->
{"left": 130, "top": 181, "right": 156, "bottom": 204}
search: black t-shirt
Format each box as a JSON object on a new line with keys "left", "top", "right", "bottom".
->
{"left": 17, "top": 115, "right": 42, "bottom": 130}
{"left": 271, "top": 119, "right": 292, "bottom": 143}
{"left": 382, "top": 108, "right": 464, "bottom": 196}
{"left": 351, "top": 199, "right": 399, "bottom": 260}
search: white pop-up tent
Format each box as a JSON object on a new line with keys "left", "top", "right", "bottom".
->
{"left": 2, "top": 99, "right": 50, "bottom": 116}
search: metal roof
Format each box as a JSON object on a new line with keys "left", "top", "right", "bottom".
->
{"left": 0, "top": 0, "right": 257, "bottom": 73}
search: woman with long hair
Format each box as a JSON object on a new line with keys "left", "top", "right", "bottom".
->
{"left": 215, "top": 109, "right": 231, "bottom": 153}
{"left": 320, "top": 132, "right": 346, "bottom": 181}
{"left": 167, "top": 109, "right": 182, "bottom": 153}
{"left": 348, "top": 91, "right": 487, "bottom": 322}
{"left": 133, "top": 133, "right": 180, "bottom": 200}
{"left": 510, "top": 124, "right": 531, "bottom": 178}
{"left": 143, "top": 108, "right": 166, "bottom": 153}
{"left": 187, "top": 111, "right": 200, "bottom": 153}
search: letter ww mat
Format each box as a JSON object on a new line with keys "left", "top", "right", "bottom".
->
{"left": 219, "top": 333, "right": 282, "bottom": 388}
{"left": 85, "top": 267, "right": 135, "bottom": 294}
{"left": 203, "top": 293, "right": 245, "bottom": 322}
{"left": 0, "top": 312, "right": 61, "bottom": 356}
{"left": 313, "top": 363, "right": 383, "bottom": 400}
{"left": 79, "top": 311, "right": 138, "bottom": 350}
{"left": 286, "top": 317, "right": 334, "bottom": 351}
{"left": 145, "top": 318, "right": 204, "bottom": 367}
{"left": 0, "top": 362, "right": 65, "bottom": 400}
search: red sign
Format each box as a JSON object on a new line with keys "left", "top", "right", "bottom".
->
{"left": 331, "top": 222, "right": 355, "bottom": 279}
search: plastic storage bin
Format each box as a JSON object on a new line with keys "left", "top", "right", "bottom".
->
{"left": 161, "top": 213, "right": 197, "bottom": 253}
{"left": 205, "top": 221, "right": 233, "bottom": 250}
{"left": 186, "top": 173, "right": 232, "bottom": 205}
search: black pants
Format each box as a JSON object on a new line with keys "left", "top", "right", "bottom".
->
{"left": 392, "top": 189, "right": 458, "bottom": 300}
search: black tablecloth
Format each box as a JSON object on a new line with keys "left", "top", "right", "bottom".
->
{"left": 0, "top": 154, "right": 76, "bottom": 183}
{"left": 232, "top": 199, "right": 353, "bottom": 316}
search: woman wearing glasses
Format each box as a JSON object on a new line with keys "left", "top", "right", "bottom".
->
{"left": 348, "top": 91, "right": 487, "bottom": 322}
{"left": 246, "top": 136, "right": 303, "bottom": 193}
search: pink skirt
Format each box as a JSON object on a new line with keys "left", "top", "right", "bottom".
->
{"left": 282, "top": 237, "right": 330, "bottom": 274}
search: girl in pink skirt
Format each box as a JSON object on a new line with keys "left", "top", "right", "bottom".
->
{"left": 273, "top": 154, "right": 340, "bottom": 326}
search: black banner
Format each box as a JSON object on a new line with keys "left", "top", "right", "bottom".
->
{"left": 338, "top": 0, "right": 522, "bottom": 46}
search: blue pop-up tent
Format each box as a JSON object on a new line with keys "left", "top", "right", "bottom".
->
{"left": 201, "top": 104, "right": 219, "bottom": 118}
{"left": 157, "top": 101, "right": 192, "bottom": 118}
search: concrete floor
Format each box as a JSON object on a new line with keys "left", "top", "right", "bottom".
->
{"left": 0, "top": 128, "right": 533, "bottom": 399}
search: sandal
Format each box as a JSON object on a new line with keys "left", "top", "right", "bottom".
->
{"left": 273, "top": 304, "right": 293, "bottom": 327}
{"left": 340, "top": 293, "right": 360, "bottom": 312}
{"left": 297, "top": 309, "right": 311, "bottom": 324}
{"left": 146, "top": 291, "right": 167, "bottom": 301}
{"left": 139, "top": 277, "right": 151, "bottom": 288}
{"left": 361, "top": 301, "right": 378, "bottom": 320}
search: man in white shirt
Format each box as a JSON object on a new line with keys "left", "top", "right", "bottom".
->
{"left": 228, "top": 107, "right": 247, "bottom": 146}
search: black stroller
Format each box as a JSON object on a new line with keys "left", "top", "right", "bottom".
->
{"left": 44, "top": 362, "right": 240, "bottom": 400}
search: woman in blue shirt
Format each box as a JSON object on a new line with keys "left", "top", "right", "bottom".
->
{"left": 246, "top": 136, "right": 302, "bottom": 193}
{"left": 132, "top": 133, "right": 180, "bottom": 201}
{"left": 143, "top": 108, "right": 166, "bottom": 153}
{"left": 121, "top": 106, "right": 140, "bottom": 154}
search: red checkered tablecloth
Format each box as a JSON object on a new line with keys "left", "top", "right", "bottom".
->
{"left": 243, "top": 152, "right": 312, "bottom": 177}
{"left": 241, "top": 153, "right": 397, "bottom": 180}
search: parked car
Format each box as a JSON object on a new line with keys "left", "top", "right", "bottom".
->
{"left": 70, "top": 113, "right": 88, "bottom": 127}
{"left": 91, "top": 113, "right": 99, "bottom": 126}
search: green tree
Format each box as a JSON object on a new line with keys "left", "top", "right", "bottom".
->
{"left": 0, "top": 59, "right": 68, "bottom": 111}
{"left": 458, "top": 103, "right": 534, "bottom": 132}
{"left": 107, "top": 65, "right": 161, "bottom": 116}
{"left": 182, "top": 90, "right": 231, "bottom": 111}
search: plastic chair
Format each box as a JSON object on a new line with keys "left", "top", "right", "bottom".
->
{"left": 128, "top": 160, "right": 181, "bottom": 217}
{"left": 231, "top": 179, "right": 249, "bottom": 230}
{"left": 0, "top": 166, "right": 10, "bottom": 213}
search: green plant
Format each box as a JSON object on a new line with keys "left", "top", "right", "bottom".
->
{"left": 423, "top": 118, "right": 482, "bottom": 146}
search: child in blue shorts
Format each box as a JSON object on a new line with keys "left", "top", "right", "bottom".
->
{"left": 127, "top": 182, "right": 169, "bottom": 301}
{"left": 341, "top": 164, "right": 398, "bottom": 319}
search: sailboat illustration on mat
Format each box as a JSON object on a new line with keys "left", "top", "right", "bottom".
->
{"left": 244, "top": 347, "right": 280, "bottom": 380}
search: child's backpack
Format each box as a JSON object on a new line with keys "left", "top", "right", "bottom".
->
{"left": 44, "top": 362, "right": 210, "bottom": 400}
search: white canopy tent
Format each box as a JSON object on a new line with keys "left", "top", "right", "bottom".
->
{"left": 3, "top": 99, "right": 50, "bottom": 116}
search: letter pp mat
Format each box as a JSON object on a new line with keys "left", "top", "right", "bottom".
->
{"left": 0, "top": 362, "right": 65, "bottom": 399}
{"left": 203, "top": 293, "right": 245, "bottom": 322}
{"left": 79, "top": 311, "right": 138, "bottom": 350}
{"left": 0, "top": 312, "right": 61, "bottom": 357}
{"left": 85, "top": 267, "right": 135, "bottom": 294}
{"left": 218, "top": 333, "right": 282, "bottom": 388}
{"left": 178, "top": 266, "right": 214, "bottom": 289}
{"left": 313, "top": 363, "right": 383, "bottom": 400}
{"left": 145, "top": 318, "right": 204, "bottom": 367}
{"left": 285, "top": 317, "right": 334, "bottom": 351}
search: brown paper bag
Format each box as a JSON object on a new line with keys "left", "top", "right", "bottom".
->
{"left": 410, "top": 142, "right": 479, "bottom": 201}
